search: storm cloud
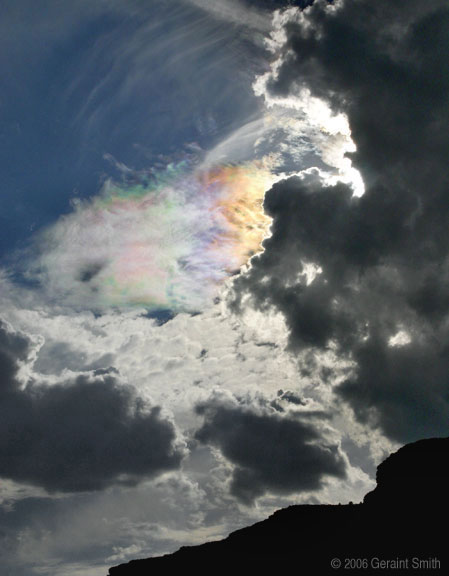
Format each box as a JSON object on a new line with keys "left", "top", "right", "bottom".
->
{"left": 195, "top": 399, "right": 346, "bottom": 503}
{"left": 0, "top": 320, "right": 183, "bottom": 492}
{"left": 230, "top": 0, "right": 449, "bottom": 443}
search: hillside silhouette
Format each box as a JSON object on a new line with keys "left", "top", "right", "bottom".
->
{"left": 109, "top": 437, "right": 448, "bottom": 574}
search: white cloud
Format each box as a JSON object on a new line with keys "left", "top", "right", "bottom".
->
{"left": 388, "top": 330, "right": 412, "bottom": 347}
{"left": 252, "top": 4, "right": 366, "bottom": 197}
{"left": 184, "top": 0, "right": 271, "bottom": 32}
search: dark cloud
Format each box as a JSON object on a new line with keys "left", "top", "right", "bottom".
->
{"left": 77, "top": 262, "right": 105, "bottom": 283}
{"left": 277, "top": 389, "right": 306, "bottom": 406}
{"left": 231, "top": 176, "right": 373, "bottom": 350}
{"left": 269, "top": 0, "right": 449, "bottom": 185}
{"left": 230, "top": 0, "right": 449, "bottom": 444}
{"left": 0, "top": 320, "right": 183, "bottom": 492}
{"left": 270, "top": 389, "right": 307, "bottom": 412}
{"left": 338, "top": 337, "right": 449, "bottom": 444}
{"left": 195, "top": 400, "right": 346, "bottom": 503}
{"left": 0, "top": 320, "right": 30, "bottom": 379}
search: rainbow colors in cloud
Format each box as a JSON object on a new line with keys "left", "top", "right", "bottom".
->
{"left": 33, "top": 160, "right": 274, "bottom": 311}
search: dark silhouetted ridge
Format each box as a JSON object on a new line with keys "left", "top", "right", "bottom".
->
{"left": 109, "top": 437, "right": 449, "bottom": 574}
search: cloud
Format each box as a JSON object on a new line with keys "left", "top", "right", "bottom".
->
{"left": 184, "top": 0, "right": 271, "bottom": 31}
{"left": 195, "top": 396, "right": 346, "bottom": 503}
{"left": 244, "top": 0, "right": 318, "bottom": 10}
{"left": 229, "top": 174, "right": 363, "bottom": 349}
{"left": 21, "top": 160, "right": 274, "bottom": 312}
{"left": 63, "top": 0, "right": 267, "bottom": 157}
{"left": 229, "top": 0, "right": 449, "bottom": 444}
{"left": 338, "top": 337, "right": 449, "bottom": 444}
{"left": 262, "top": 0, "right": 449, "bottom": 192}
{"left": 0, "top": 319, "right": 184, "bottom": 492}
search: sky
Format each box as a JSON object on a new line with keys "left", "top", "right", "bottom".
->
{"left": 0, "top": 0, "right": 448, "bottom": 574}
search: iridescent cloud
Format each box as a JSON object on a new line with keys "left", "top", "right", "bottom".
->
{"left": 29, "top": 160, "right": 274, "bottom": 312}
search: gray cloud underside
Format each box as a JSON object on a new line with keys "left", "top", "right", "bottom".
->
{"left": 230, "top": 0, "right": 449, "bottom": 444}
{"left": 0, "top": 320, "right": 183, "bottom": 492}
{"left": 195, "top": 400, "right": 346, "bottom": 503}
